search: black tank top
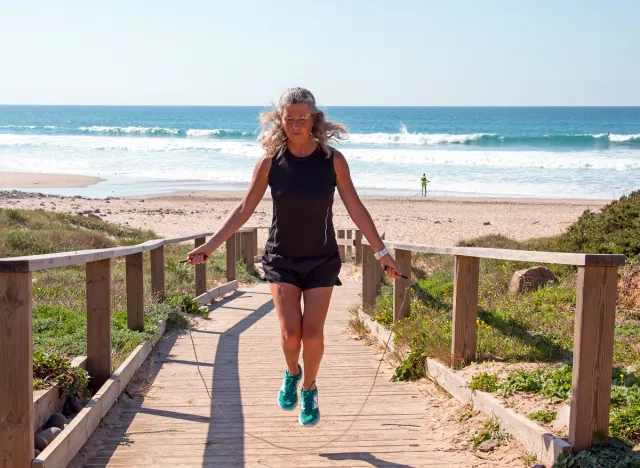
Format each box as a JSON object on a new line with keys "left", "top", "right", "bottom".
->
{"left": 265, "top": 145, "right": 338, "bottom": 258}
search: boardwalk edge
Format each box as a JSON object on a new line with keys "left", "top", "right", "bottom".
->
{"left": 32, "top": 319, "right": 168, "bottom": 468}
{"left": 356, "top": 308, "right": 572, "bottom": 465}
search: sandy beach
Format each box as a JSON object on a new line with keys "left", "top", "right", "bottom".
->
{"left": 0, "top": 171, "right": 610, "bottom": 246}
{"left": 0, "top": 171, "right": 103, "bottom": 189}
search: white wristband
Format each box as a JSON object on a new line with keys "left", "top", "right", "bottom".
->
{"left": 374, "top": 247, "right": 389, "bottom": 260}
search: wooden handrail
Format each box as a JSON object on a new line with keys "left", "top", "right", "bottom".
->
{"left": 0, "top": 227, "right": 258, "bottom": 273}
{"left": 359, "top": 237, "right": 625, "bottom": 453}
{"left": 0, "top": 226, "right": 260, "bottom": 465}
{"left": 362, "top": 239, "right": 625, "bottom": 267}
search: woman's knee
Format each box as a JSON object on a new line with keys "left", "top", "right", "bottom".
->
{"left": 302, "top": 324, "right": 324, "bottom": 345}
{"left": 281, "top": 327, "right": 302, "bottom": 344}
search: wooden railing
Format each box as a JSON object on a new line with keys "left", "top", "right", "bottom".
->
{"left": 0, "top": 227, "right": 258, "bottom": 468}
{"left": 360, "top": 239, "right": 625, "bottom": 452}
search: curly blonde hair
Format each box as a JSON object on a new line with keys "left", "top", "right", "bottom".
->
{"left": 259, "top": 87, "right": 348, "bottom": 158}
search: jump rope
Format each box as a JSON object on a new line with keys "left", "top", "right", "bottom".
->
{"left": 178, "top": 258, "right": 411, "bottom": 453}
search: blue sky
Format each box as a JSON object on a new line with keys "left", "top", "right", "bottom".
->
{"left": 1, "top": 0, "right": 639, "bottom": 106}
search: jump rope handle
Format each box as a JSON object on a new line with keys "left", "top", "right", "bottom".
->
{"left": 383, "top": 265, "right": 409, "bottom": 280}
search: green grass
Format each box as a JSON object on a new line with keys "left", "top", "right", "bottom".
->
{"left": 528, "top": 409, "right": 557, "bottom": 424}
{"left": 469, "top": 365, "right": 640, "bottom": 444}
{"left": 470, "top": 415, "right": 507, "bottom": 448}
{"left": 0, "top": 208, "right": 156, "bottom": 257}
{"left": 469, "top": 372, "right": 499, "bottom": 393}
{"left": 553, "top": 438, "right": 640, "bottom": 468}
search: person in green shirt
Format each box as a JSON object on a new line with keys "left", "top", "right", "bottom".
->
{"left": 420, "top": 174, "right": 430, "bottom": 196}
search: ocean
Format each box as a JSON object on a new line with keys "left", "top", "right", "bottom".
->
{"left": 0, "top": 105, "right": 638, "bottom": 199}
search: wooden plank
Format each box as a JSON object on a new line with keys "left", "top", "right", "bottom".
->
{"left": 226, "top": 233, "right": 237, "bottom": 282}
{"left": 393, "top": 249, "right": 411, "bottom": 322}
{"left": 0, "top": 272, "right": 34, "bottom": 468}
{"left": 338, "top": 229, "right": 346, "bottom": 262}
{"left": 346, "top": 229, "right": 353, "bottom": 258}
{"left": 194, "top": 237, "right": 206, "bottom": 296}
{"left": 86, "top": 259, "right": 111, "bottom": 390}
{"left": 125, "top": 252, "right": 144, "bottom": 332}
{"left": 451, "top": 256, "right": 480, "bottom": 367}
{"left": 150, "top": 245, "right": 165, "bottom": 301}
{"left": 569, "top": 266, "right": 618, "bottom": 451}
{"left": 336, "top": 238, "right": 356, "bottom": 247}
{"left": 354, "top": 230, "right": 363, "bottom": 265}
{"left": 361, "top": 240, "right": 625, "bottom": 267}
{"left": 362, "top": 244, "right": 376, "bottom": 308}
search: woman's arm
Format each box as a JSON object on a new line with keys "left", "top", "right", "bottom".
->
{"left": 186, "top": 155, "right": 271, "bottom": 264}
{"left": 334, "top": 150, "right": 402, "bottom": 279}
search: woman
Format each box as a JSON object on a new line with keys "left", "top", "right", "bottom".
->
{"left": 186, "top": 88, "right": 402, "bottom": 426}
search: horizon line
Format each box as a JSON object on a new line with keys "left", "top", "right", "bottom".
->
{"left": 1, "top": 104, "right": 640, "bottom": 108}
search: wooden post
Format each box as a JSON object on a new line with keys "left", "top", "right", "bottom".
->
{"left": 253, "top": 228, "right": 259, "bottom": 255}
{"left": 150, "top": 245, "right": 165, "bottom": 301}
{"left": 374, "top": 259, "right": 383, "bottom": 297}
{"left": 240, "top": 231, "right": 247, "bottom": 260}
{"left": 354, "top": 230, "right": 363, "bottom": 265}
{"left": 362, "top": 244, "right": 377, "bottom": 308}
{"left": 393, "top": 249, "right": 412, "bottom": 322}
{"left": 242, "top": 231, "right": 255, "bottom": 274}
{"left": 0, "top": 272, "right": 34, "bottom": 468}
{"left": 226, "top": 233, "right": 237, "bottom": 282}
{"left": 569, "top": 266, "right": 618, "bottom": 451}
{"left": 235, "top": 231, "right": 241, "bottom": 263}
{"left": 451, "top": 255, "right": 480, "bottom": 367}
{"left": 87, "top": 259, "right": 111, "bottom": 390}
{"left": 125, "top": 252, "right": 144, "bottom": 331}
{"left": 346, "top": 230, "right": 353, "bottom": 259}
{"left": 338, "top": 230, "right": 346, "bottom": 262}
{"left": 195, "top": 237, "right": 207, "bottom": 296}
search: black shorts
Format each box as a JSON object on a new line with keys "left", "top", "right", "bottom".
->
{"left": 262, "top": 250, "right": 342, "bottom": 290}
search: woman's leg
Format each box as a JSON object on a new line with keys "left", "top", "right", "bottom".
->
{"left": 269, "top": 282, "right": 303, "bottom": 374}
{"left": 300, "top": 286, "right": 334, "bottom": 389}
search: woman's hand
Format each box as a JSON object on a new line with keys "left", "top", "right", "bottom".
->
{"left": 186, "top": 243, "right": 215, "bottom": 265}
{"left": 380, "top": 254, "right": 403, "bottom": 279}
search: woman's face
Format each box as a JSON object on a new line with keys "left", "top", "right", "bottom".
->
{"left": 282, "top": 103, "right": 315, "bottom": 143}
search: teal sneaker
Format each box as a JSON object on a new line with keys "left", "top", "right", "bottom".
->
{"left": 299, "top": 384, "right": 320, "bottom": 426}
{"left": 278, "top": 364, "right": 302, "bottom": 411}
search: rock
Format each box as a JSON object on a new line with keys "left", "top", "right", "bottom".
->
{"left": 34, "top": 449, "right": 41, "bottom": 458}
{"left": 70, "top": 397, "right": 85, "bottom": 413}
{"left": 46, "top": 412, "right": 67, "bottom": 429}
{"left": 483, "top": 221, "right": 491, "bottom": 225}
{"left": 81, "top": 209, "right": 93, "bottom": 214}
{"left": 478, "top": 439, "right": 500, "bottom": 452}
{"left": 74, "top": 195, "right": 82, "bottom": 198}
{"left": 93, "top": 208, "right": 101, "bottom": 213}
{"left": 76, "top": 211, "right": 84, "bottom": 216}
{"left": 34, "top": 435, "right": 48, "bottom": 451}
{"left": 87, "top": 213, "right": 100, "bottom": 219}
{"left": 509, "top": 266, "right": 557, "bottom": 294}
{"left": 62, "top": 400, "right": 73, "bottom": 416}
{"left": 38, "top": 427, "right": 62, "bottom": 444}
{"left": 531, "top": 464, "right": 546, "bottom": 468}
{"left": 552, "top": 404, "right": 570, "bottom": 429}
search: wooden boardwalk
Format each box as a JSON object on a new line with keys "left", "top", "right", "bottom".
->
{"left": 69, "top": 278, "right": 511, "bottom": 468}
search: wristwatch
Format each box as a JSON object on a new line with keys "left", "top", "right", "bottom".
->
{"left": 374, "top": 247, "right": 389, "bottom": 260}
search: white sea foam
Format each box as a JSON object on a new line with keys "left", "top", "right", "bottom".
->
{"left": 608, "top": 133, "right": 640, "bottom": 142}
{"left": 79, "top": 126, "right": 182, "bottom": 135}
{"left": 347, "top": 132, "right": 492, "bottom": 146}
